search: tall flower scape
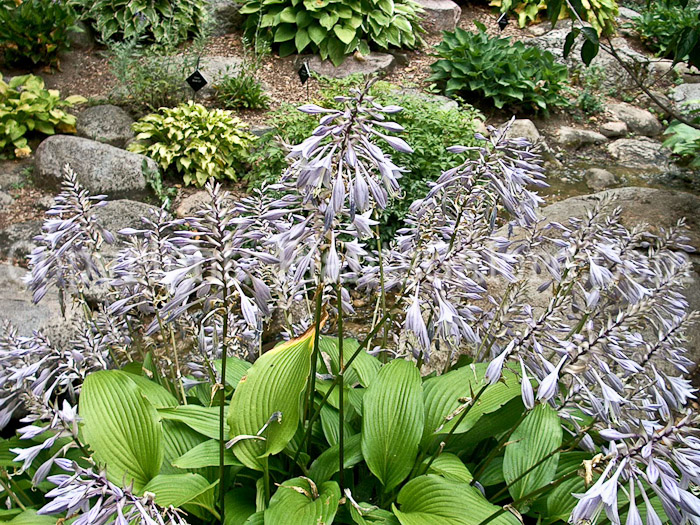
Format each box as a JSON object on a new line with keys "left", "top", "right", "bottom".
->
{"left": 1, "top": 79, "right": 698, "bottom": 525}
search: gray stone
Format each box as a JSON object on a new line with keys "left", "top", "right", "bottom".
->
{"left": 68, "top": 21, "right": 95, "bottom": 50}
{"left": 503, "top": 119, "right": 541, "bottom": 144}
{"left": 77, "top": 105, "right": 135, "bottom": 148}
{"left": 175, "top": 191, "right": 237, "bottom": 217}
{"left": 556, "top": 126, "right": 607, "bottom": 148}
{"left": 649, "top": 59, "right": 700, "bottom": 84}
{"left": 306, "top": 53, "right": 396, "bottom": 79}
{"left": 0, "top": 190, "right": 13, "bottom": 209}
{"left": 95, "top": 199, "right": 162, "bottom": 236}
{"left": 398, "top": 89, "right": 458, "bottom": 112}
{"left": 607, "top": 137, "right": 671, "bottom": 169}
{"left": 0, "top": 221, "right": 41, "bottom": 263}
{"left": 0, "top": 159, "right": 31, "bottom": 191}
{"left": 583, "top": 168, "right": 617, "bottom": 191}
{"left": 608, "top": 102, "right": 663, "bottom": 137}
{"left": 617, "top": 6, "right": 641, "bottom": 21}
{"left": 199, "top": 56, "right": 244, "bottom": 89}
{"left": 206, "top": 0, "right": 243, "bottom": 36}
{"left": 671, "top": 84, "right": 700, "bottom": 115}
{"left": 34, "top": 135, "right": 154, "bottom": 199}
{"left": 600, "top": 121, "right": 628, "bottom": 138}
{"left": 415, "top": 0, "right": 461, "bottom": 33}
{"left": 250, "top": 125, "right": 275, "bottom": 138}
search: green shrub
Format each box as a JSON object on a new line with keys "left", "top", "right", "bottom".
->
{"left": 247, "top": 77, "right": 483, "bottom": 236}
{"left": 632, "top": 1, "right": 699, "bottom": 62}
{"left": 663, "top": 104, "right": 700, "bottom": 169}
{"left": 574, "top": 65, "right": 606, "bottom": 115}
{"left": 75, "top": 0, "right": 207, "bottom": 46}
{"left": 128, "top": 102, "right": 256, "bottom": 187}
{"left": 214, "top": 67, "right": 270, "bottom": 110}
{"left": 429, "top": 22, "right": 569, "bottom": 113}
{"left": 0, "top": 74, "right": 85, "bottom": 159}
{"left": 0, "top": 0, "right": 78, "bottom": 69}
{"left": 239, "top": 0, "right": 424, "bottom": 65}
{"left": 106, "top": 40, "right": 201, "bottom": 115}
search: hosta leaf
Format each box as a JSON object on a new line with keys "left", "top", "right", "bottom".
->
{"left": 143, "top": 473, "right": 218, "bottom": 517}
{"left": 308, "top": 433, "right": 363, "bottom": 485}
{"left": 423, "top": 453, "right": 473, "bottom": 483}
{"left": 225, "top": 487, "right": 257, "bottom": 525}
{"left": 318, "top": 336, "right": 380, "bottom": 387}
{"left": 274, "top": 23, "right": 296, "bottom": 42}
{"left": 158, "top": 405, "right": 228, "bottom": 440}
{"left": 80, "top": 370, "right": 163, "bottom": 491}
{"left": 6, "top": 510, "right": 56, "bottom": 525}
{"left": 265, "top": 478, "right": 341, "bottom": 525}
{"left": 161, "top": 420, "right": 208, "bottom": 475}
{"left": 124, "top": 372, "right": 178, "bottom": 408}
{"left": 333, "top": 24, "right": 357, "bottom": 45}
{"left": 214, "top": 357, "right": 252, "bottom": 388}
{"left": 393, "top": 475, "right": 518, "bottom": 525}
{"left": 503, "top": 403, "right": 562, "bottom": 502}
{"left": 308, "top": 25, "right": 327, "bottom": 45}
{"left": 228, "top": 328, "right": 315, "bottom": 470}
{"left": 362, "top": 359, "right": 423, "bottom": 492}
{"left": 173, "top": 439, "right": 242, "bottom": 469}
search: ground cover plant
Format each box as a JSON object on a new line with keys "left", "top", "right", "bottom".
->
{"left": 239, "top": 0, "right": 424, "bottom": 65}
{"left": 0, "top": 80, "right": 699, "bottom": 525}
{"left": 664, "top": 102, "right": 700, "bottom": 169}
{"left": 429, "top": 23, "right": 569, "bottom": 112}
{"left": 631, "top": 0, "right": 700, "bottom": 64}
{"left": 128, "top": 101, "right": 257, "bottom": 187}
{"left": 0, "top": 74, "right": 85, "bottom": 159}
{"left": 248, "top": 77, "right": 483, "bottom": 238}
{"left": 0, "top": 0, "right": 78, "bottom": 69}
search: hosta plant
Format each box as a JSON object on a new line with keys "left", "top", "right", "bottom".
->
{"left": 0, "top": 0, "right": 78, "bottom": 69}
{"left": 429, "top": 22, "right": 569, "bottom": 112}
{"left": 239, "top": 0, "right": 424, "bottom": 65}
{"left": 0, "top": 74, "right": 85, "bottom": 159}
{"left": 1, "top": 80, "right": 699, "bottom": 525}
{"left": 127, "top": 102, "right": 256, "bottom": 187}
{"left": 663, "top": 102, "right": 700, "bottom": 169}
{"left": 74, "top": 0, "right": 207, "bottom": 46}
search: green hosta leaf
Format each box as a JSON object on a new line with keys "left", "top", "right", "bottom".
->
{"left": 274, "top": 23, "right": 296, "bottom": 42}
{"left": 143, "top": 473, "right": 218, "bottom": 517}
{"left": 308, "top": 25, "right": 328, "bottom": 45}
{"left": 333, "top": 24, "right": 357, "bottom": 45}
{"left": 124, "top": 372, "right": 178, "bottom": 408}
{"left": 225, "top": 487, "right": 257, "bottom": 525}
{"left": 296, "top": 28, "right": 311, "bottom": 51}
{"left": 503, "top": 403, "right": 562, "bottom": 502}
{"left": 265, "top": 477, "right": 341, "bottom": 525}
{"left": 362, "top": 359, "right": 423, "bottom": 492}
{"left": 393, "top": 474, "right": 518, "bottom": 525}
{"left": 308, "top": 433, "right": 363, "bottom": 485}
{"left": 5, "top": 510, "right": 56, "bottom": 525}
{"left": 318, "top": 336, "right": 380, "bottom": 387}
{"left": 423, "top": 453, "right": 473, "bottom": 483}
{"left": 158, "top": 405, "right": 228, "bottom": 440}
{"left": 530, "top": 451, "right": 590, "bottom": 523}
{"left": 161, "top": 420, "right": 208, "bottom": 474}
{"left": 214, "top": 356, "right": 252, "bottom": 388}
{"left": 421, "top": 363, "right": 520, "bottom": 448}
{"left": 173, "top": 439, "right": 242, "bottom": 469}
{"left": 80, "top": 370, "right": 163, "bottom": 491}
{"left": 228, "top": 328, "right": 315, "bottom": 470}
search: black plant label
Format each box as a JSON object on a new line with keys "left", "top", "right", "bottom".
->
{"left": 186, "top": 70, "right": 208, "bottom": 92}
{"left": 298, "top": 63, "right": 311, "bottom": 85}
{"left": 498, "top": 12, "right": 509, "bottom": 31}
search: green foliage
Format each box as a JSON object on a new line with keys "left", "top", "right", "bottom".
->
{"left": 573, "top": 65, "right": 606, "bottom": 115}
{"left": 632, "top": 0, "right": 700, "bottom": 66}
{"left": 128, "top": 102, "right": 256, "bottom": 187}
{"left": 0, "top": 74, "right": 85, "bottom": 159}
{"left": 239, "top": 0, "right": 424, "bottom": 66}
{"left": 0, "top": 0, "right": 78, "bottom": 69}
{"left": 75, "top": 0, "right": 207, "bottom": 46}
{"left": 490, "top": 0, "right": 618, "bottom": 35}
{"left": 663, "top": 105, "right": 700, "bottom": 169}
{"left": 106, "top": 40, "right": 202, "bottom": 115}
{"left": 429, "top": 23, "right": 569, "bottom": 112}
{"left": 214, "top": 66, "right": 270, "bottom": 110}
{"left": 247, "top": 77, "right": 483, "bottom": 237}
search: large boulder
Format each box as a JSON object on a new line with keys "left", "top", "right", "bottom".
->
{"left": 415, "top": 0, "right": 461, "bottom": 33}
{"left": 608, "top": 103, "right": 663, "bottom": 137}
{"left": 0, "top": 220, "right": 42, "bottom": 263}
{"left": 34, "top": 136, "right": 155, "bottom": 199}
{"left": 607, "top": 137, "right": 672, "bottom": 170}
{"left": 206, "top": 0, "right": 243, "bottom": 36}
{"left": 583, "top": 168, "right": 617, "bottom": 191}
{"left": 556, "top": 126, "right": 607, "bottom": 148}
{"left": 306, "top": 53, "right": 396, "bottom": 79}
{"left": 599, "top": 121, "right": 628, "bottom": 138}
{"left": 504, "top": 119, "right": 541, "bottom": 145}
{"left": 671, "top": 83, "right": 700, "bottom": 115}
{"left": 77, "top": 105, "right": 135, "bottom": 148}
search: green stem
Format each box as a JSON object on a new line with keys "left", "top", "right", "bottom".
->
{"left": 219, "top": 290, "right": 229, "bottom": 524}
{"left": 337, "top": 283, "right": 345, "bottom": 491}
{"left": 303, "top": 283, "right": 325, "bottom": 436}
{"left": 374, "top": 223, "right": 389, "bottom": 355}
{"left": 0, "top": 470, "right": 27, "bottom": 510}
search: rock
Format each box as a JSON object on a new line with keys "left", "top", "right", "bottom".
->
{"left": 0, "top": 190, "right": 13, "bottom": 208}
{"left": 206, "top": 0, "right": 243, "bottom": 36}
{"left": 649, "top": 59, "right": 700, "bottom": 84}
{"left": 583, "top": 168, "right": 617, "bottom": 191}
{"left": 475, "top": 120, "right": 489, "bottom": 137}
{"left": 415, "top": 0, "right": 461, "bottom": 33}
{"left": 607, "top": 137, "right": 671, "bottom": 169}
{"left": 198, "top": 56, "right": 244, "bottom": 89}
{"left": 34, "top": 135, "right": 154, "bottom": 199}
{"left": 68, "top": 21, "right": 95, "bottom": 50}
{"left": 526, "top": 31, "right": 648, "bottom": 90}
{"left": 600, "top": 121, "right": 628, "bottom": 138}
{"left": 0, "top": 159, "right": 31, "bottom": 190}
{"left": 556, "top": 126, "right": 607, "bottom": 148}
{"left": 608, "top": 103, "right": 662, "bottom": 137}
{"left": 175, "top": 191, "right": 236, "bottom": 217}
{"left": 398, "top": 89, "right": 458, "bottom": 111}
{"left": 95, "top": 200, "right": 162, "bottom": 237}
{"left": 617, "top": 6, "right": 641, "bottom": 21}
{"left": 305, "top": 53, "right": 396, "bottom": 79}
{"left": 0, "top": 221, "right": 41, "bottom": 263}
{"left": 503, "top": 119, "right": 541, "bottom": 145}
{"left": 77, "top": 105, "right": 135, "bottom": 148}
{"left": 671, "top": 84, "right": 700, "bottom": 115}
{"left": 250, "top": 125, "right": 274, "bottom": 138}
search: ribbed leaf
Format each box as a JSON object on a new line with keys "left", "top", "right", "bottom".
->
{"left": 161, "top": 420, "right": 208, "bottom": 474}
{"left": 225, "top": 486, "right": 256, "bottom": 525}
{"left": 362, "top": 359, "right": 423, "bottom": 492}
{"left": 228, "top": 328, "right": 314, "bottom": 470}
{"left": 503, "top": 403, "right": 562, "bottom": 501}
{"left": 6, "top": 510, "right": 56, "bottom": 525}
{"left": 423, "top": 453, "right": 473, "bottom": 483}
{"left": 393, "top": 475, "right": 519, "bottom": 525}
{"left": 215, "top": 356, "right": 252, "bottom": 388}
{"left": 530, "top": 452, "right": 591, "bottom": 523}
{"left": 124, "top": 373, "right": 178, "bottom": 408}
{"left": 173, "top": 439, "right": 242, "bottom": 469}
{"left": 80, "top": 370, "right": 163, "bottom": 491}
{"left": 308, "top": 433, "right": 363, "bottom": 484}
{"left": 158, "top": 405, "right": 229, "bottom": 439}
{"left": 318, "top": 336, "right": 380, "bottom": 387}
{"left": 142, "top": 473, "right": 218, "bottom": 517}
{"left": 265, "top": 478, "right": 340, "bottom": 525}
{"left": 422, "top": 364, "right": 520, "bottom": 448}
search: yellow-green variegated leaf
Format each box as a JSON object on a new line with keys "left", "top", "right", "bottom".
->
{"left": 228, "top": 328, "right": 315, "bottom": 470}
